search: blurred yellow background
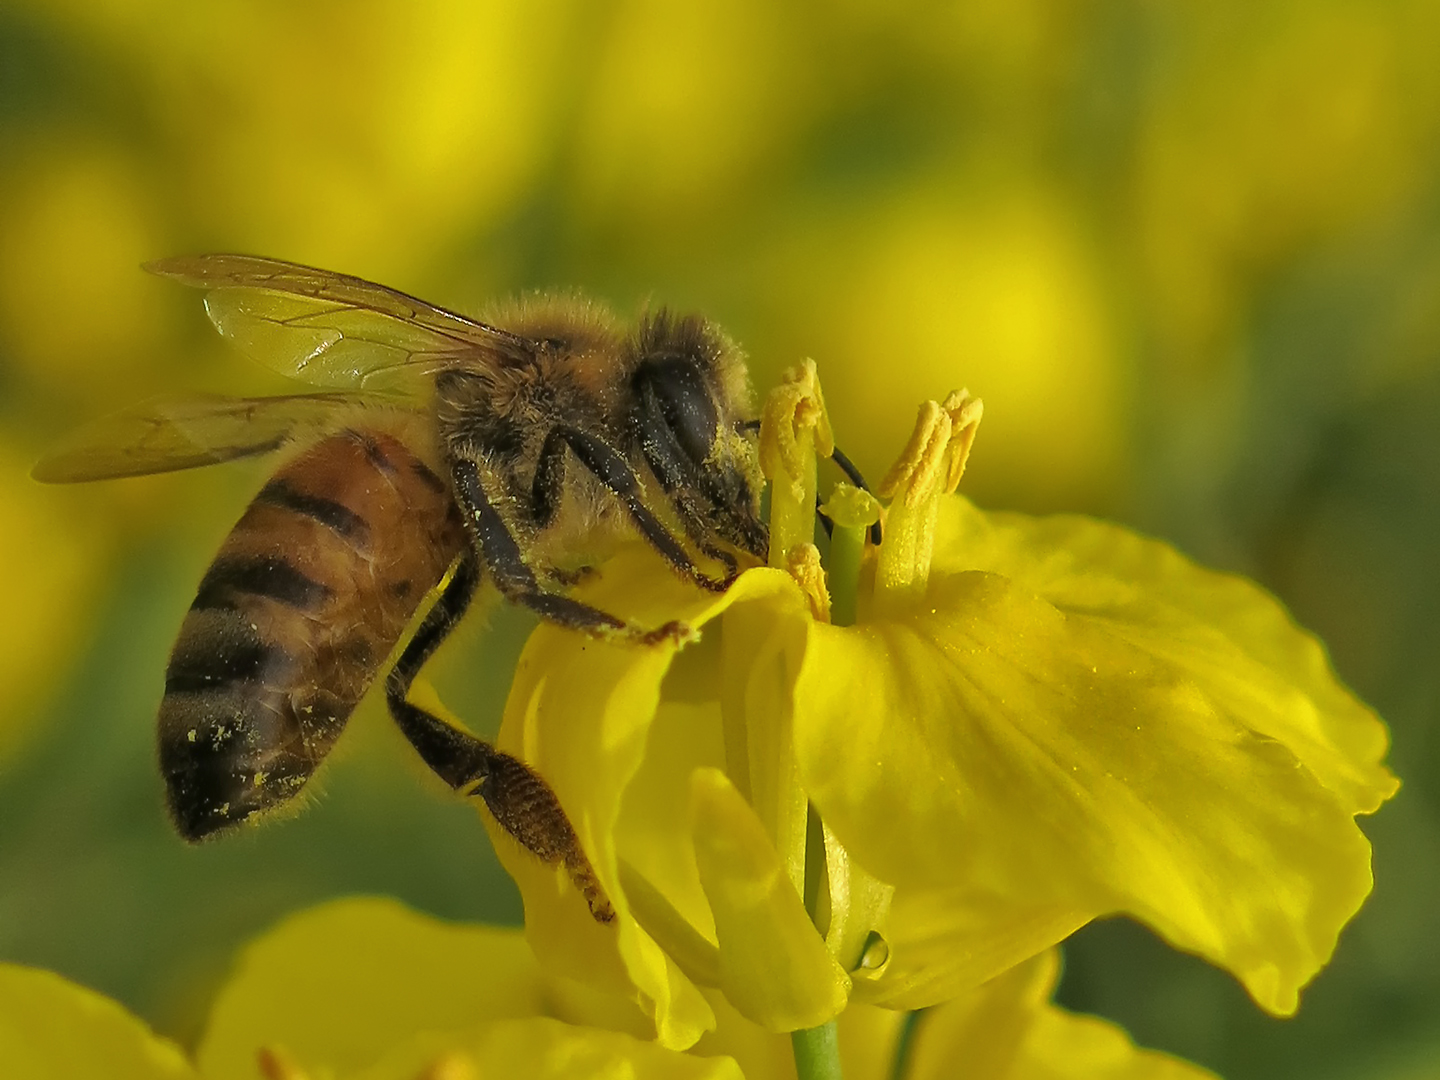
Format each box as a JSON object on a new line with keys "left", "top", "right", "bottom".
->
{"left": 2, "top": 1, "right": 1437, "bottom": 1077}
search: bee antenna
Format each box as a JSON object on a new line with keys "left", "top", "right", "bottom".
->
{"left": 829, "top": 444, "right": 868, "bottom": 491}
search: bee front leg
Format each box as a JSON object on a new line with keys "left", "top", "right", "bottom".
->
{"left": 384, "top": 549, "right": 614, "bottom": 923}
{"left": 451, "top": 455, "right": 692, "bottom": 644}
{"left": 531, "top": 424, "right": 734, "bottom": 593}
{"left": 632, "top": 376, "right": 765, "bottom": 567}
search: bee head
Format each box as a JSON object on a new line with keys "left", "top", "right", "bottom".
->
{"left": 631, "top": 311, "right": 768, "bottom": 562}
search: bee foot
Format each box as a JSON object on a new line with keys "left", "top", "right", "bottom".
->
{"left": 546, "top": 564, "right": 598, "bottom": 588}
{"left": 641, "top": 620, "right": 698, "bottom": 647}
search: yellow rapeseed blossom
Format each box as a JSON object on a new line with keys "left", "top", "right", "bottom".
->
{"left": 0, "top": 964, "right": 194, "bottom": 1080}
{"left": 875, "top": 949, "right": 1216, "bottom": 1080}
{"left": 0, "top": 899, "right": 1213, "bottom": 1079}
{"left": 477, "top": 363, "right": 1397, "bottom": 1044}
{"left": 0, "top": 899, "right": 740, "bottom": 1080}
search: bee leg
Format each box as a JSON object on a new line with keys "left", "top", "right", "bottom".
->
{"left": 451, "top": 456, "right": 692, "bottom": 644}
{"left": 384, "top": 549, "right": 615, "bottom": 923}
{"left": 542, "top": 564, "right": 597, "bottom": 588}
{"left": 533, "top": 425, "right": 730, "bottom": 591}
{"left": 531, "top": 425, "right": 731, "bottom": 593}
{"left": 633, "top": 377, "right": 769, "bottom": 564}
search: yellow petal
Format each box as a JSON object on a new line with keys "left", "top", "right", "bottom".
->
{"left": 691, "top": 767, "right": 850, "bottom": 1031}
{"left": 616, "top": 694, "right": 728, "bottom": 978}
{"left": 487, "top": 548, "right": 804, "bottom": 1048}
{"left": 905, "top": 951, "right": 1217, "bottom": 1080}
{"left": 489, "top": 829, "right": 716, "bottom": 1050}
{"left": 197, "top": 897, "right": 545, "bottom": 1080}
{"left": 835, "top": 1003, "right": 908, "bottom": 1080}
{"left": 346, "top": 1016, "right": 744, "bottom": 1080}
{"left": 717, "top": 588, "right": 813, "bottom": 899}
{"left": 933, "top": 495, "right": 1398, "bottom": 813}
{"left": 486, "top": 571, "right": 715, "bottom": 1048}
{"left": 689, "top": 988, "right": 800, "bottom": 1080}
{"left": 692, "top": 957, "right": 1214, "bottom": 1080}
{"left": 0, "top": 963, "right": 194, "bottom": 1080}
{"left": 613, "top": 565, "right": 818, "bottom": 1011}
{"left": 795, "top": 568, "right": 1380, "bottom": 1014}
{"left": 850, "top": 886, "right": 1087, "bottom": 1010}
{"left": 693, "top": 989, "right": 906, "bottom": 1080}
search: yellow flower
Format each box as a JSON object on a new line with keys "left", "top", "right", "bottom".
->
{"left": 703, "top": 949, "right": 1219, "bottom": 1080}
{"left": 0, "top": 964, "right": 195, "bottom": 1080}
{"left": 0, "top": 899, "right": 739, "bottom": 1080}
{"left": 0, "top": 899, "right": 1214, "bottom": 1080}
{"left": 476, "top": 363, "right": 1398, "bottom": 1042}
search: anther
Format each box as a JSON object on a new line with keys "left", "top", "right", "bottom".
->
{"left": 873, "top": 389, "right": 985, "bottom": 609}
{"left": 877, "top": 390, "right": 984, "bottom": 508}
{"left": 760, "top": 359, "right": 834, "bottom": 507}
{"left": 785, "top": 543, "right": 833, "bottom": 623}
{"left": 940, "top": 390, "right": 984, "bottom": 493}
{"left": 760, "top": 359, "right": 835, "bottom": 566}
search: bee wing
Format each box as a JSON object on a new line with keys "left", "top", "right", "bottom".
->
{"left": 32, "top": 392, "right": 379, "bottom": 483}
{"left": 146, "top": 254, "right": 532, "bottom": 392}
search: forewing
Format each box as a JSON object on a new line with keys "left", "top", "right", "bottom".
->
{"left": 32, "top": 393, "right": 377, "bottom": 483}
{"left": 146, "top": 254, "right": 531, "bottom": 391}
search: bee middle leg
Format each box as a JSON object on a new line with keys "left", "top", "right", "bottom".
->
{"left": 384, "top": 548, "right": 614, "bottom": 922}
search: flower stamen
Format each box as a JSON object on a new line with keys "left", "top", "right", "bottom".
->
{"left": 875, "top": 390, "right": 984, "bottom": 611}
{"left": 941, "top": 389, "right": 984, "bottom": 493}
{"left": 879, "top": 400, "right": 953, "bottom": 510}
{"left": 760, "top": 359, "right": 835, "bottom": 566}
{"left": 786, "top": 542, "right": 832, "bottom": 623}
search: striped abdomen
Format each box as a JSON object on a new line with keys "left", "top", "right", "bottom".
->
{"left": 158, "top": 428, "right": 465, "bottom": 840}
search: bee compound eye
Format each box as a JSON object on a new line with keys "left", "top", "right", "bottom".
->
{"left": 638, "top": 356, "right": 719, "bottom": 466}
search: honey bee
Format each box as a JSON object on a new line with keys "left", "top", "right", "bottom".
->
{"left": 35, "top": 255, "right": 774, "bottom": 923}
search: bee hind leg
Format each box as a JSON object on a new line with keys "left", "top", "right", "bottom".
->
{"left": 384, "top": 548, "right": 615, "bottom": 923}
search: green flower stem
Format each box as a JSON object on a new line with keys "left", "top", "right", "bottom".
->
{"left": 888, "top": 1010, "right": 924, "bottom": 1080}
{"left": 792, "top": 1020, "right": 843, "bottom": 1080}
{"left": 826, "top": 523, "right": 864, "bottom": 628}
